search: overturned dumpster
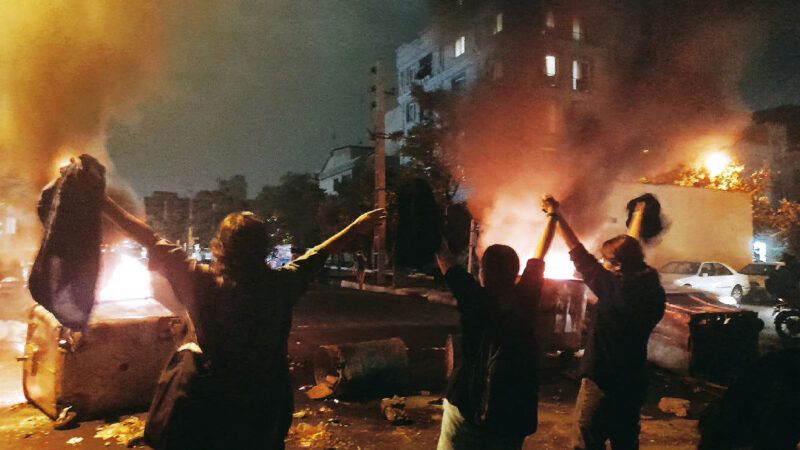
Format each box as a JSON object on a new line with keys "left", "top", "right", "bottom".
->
{"left": 21, "top": 299, "right": 182, "bottom": 420}
{"left": 647, "top": 287, "right": 763, "bottom": 378}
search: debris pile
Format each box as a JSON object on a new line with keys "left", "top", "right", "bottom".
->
{"left": 658, "top": 397, "right": 691, "bottom": 418}
{"left": 287, "top": 422, "right": 331, "bottom": 448}
{"left": 94, "top": 416, "right": 146, "bottom": 447}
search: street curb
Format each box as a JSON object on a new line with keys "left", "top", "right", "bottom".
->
{"left": 339, "top": 280, "right": 457, "bottom": 306}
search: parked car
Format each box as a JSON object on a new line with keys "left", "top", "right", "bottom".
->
{"left": 738, "top": 261, "right": 783, "bottom": 303}
{"left": 660, "top": 261, "right": 750, "bottom": 303}
{"left": 647, "top": 287, "right": 763, "bottom": 379}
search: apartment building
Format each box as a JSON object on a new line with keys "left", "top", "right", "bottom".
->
{"left": 385, "top": 0, "right": 621, "bottom": 155}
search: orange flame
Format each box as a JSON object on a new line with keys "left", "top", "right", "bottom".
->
{"left": 478, "top": 193, "right": 583, "bottom": 279}
{"left": 98, "top": 254, "right": 153, "bottom": 302}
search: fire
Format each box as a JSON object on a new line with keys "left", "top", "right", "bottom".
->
{"left": 478, "top": 193, "right": 580, "bottom": 280}
{"left": 98, "top": 254, "right": 153, "bottom": 302}
{"left": 544, "top": 252, "right": 576, "bottom": 280}
{"left": 704, "top": 152, "right": 732, "bottom": 178}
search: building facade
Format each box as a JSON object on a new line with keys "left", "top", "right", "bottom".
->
{"left": 385, "top": 0, "right": 621, "bottom": 156}
{"left": 317, "top": 145, "right": 374, "bottom": 195}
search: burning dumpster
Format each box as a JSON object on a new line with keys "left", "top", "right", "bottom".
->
{"left": 536, "top": 278, "right": 590, "bottom": 352}
{"left": 20, "top": 251, "right": 183, "bottom": 420}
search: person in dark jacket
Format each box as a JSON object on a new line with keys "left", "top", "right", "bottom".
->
{"left": 766, "top": 253, "right": 800, "bottom": 307}
{"left": 543, "top": 195, "right": 665, "bottom": 450}
{"left": 434, "top": 206, "right": 558, "bottom": 450}
{"left": 102, "top": 196, "right": 384, "bottom": 450}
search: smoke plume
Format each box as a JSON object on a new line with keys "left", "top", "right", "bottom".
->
{"left": 0, "top": 2, "right": 198, "bottom": 264}
{"left": 430, "top": 0, "right": 767, "bottom": 264}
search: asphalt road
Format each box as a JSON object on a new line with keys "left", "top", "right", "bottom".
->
{"left": 0, "top": 284, "right": 789, "bottom": 449}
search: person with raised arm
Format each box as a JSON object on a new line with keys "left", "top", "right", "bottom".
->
{"left": 542, "top": 195, "right": 665, "bottom": 450}
{"left": 434, "top": 208, "right": 558, "bottom": 450}
{"left": 103, "top": 195, "right": 385, "bottom": 449}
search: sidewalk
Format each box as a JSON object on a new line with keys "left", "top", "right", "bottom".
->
{"left": 339, "top": 280, "right": 456, "bottom": 306}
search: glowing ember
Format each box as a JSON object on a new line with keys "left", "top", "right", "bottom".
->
{"left": 98, "top": 254, "right": 153, "bottom": 302}
{"left": 704, "top": 152, "right": 732, "bottom": 178}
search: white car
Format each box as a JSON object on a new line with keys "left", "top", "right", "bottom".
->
{"left": 660, "top": 261, "right": 750, "bottom": 304}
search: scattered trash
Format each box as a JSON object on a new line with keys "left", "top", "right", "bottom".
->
{"left": 288, "top": 422, "right": 331, "bottom": 448}
{"left": 54, "top": 406, "right": 78, "bottom": 430}
{"left": 326, "top": 418, "right": 347, "bottom": 427}
{"left": 66, "top": 437, "right": 83, "bottom": 445}
{"left": 306, "top": 382, "right": 335, "bottom": 400}
{"left": 292, "top": 409, "right": 311, "bottom": 419}
{"left": 318, "top": 406, "right": 332, "bottom": 413}
{"left": 658, "top": 397, "right": 691, "bottom": 417}
{"left": 381, "top": 395, "right": 411, "bottom": 425}
{"left": 94, "top": 416, "right": 146, "bottom": 447}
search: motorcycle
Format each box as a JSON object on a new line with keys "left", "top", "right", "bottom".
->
{"left": 773, "top": 299, "right": 800, "bottom": 346}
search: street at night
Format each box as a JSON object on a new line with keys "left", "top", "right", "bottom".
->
{"left": 0, "top": 283, "right": 789, "bottom": 449}
{"left": 2, "top": 0, "right": 800, "bottom": 449}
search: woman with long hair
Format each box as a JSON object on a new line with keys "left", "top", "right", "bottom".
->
{"left": 103, "top": 196, "right": 384, "bottom": 449}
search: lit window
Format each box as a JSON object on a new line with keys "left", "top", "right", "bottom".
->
{"left": 572, "top": 60, "right": 590, "bottom": 91}
{"left": 572, "top": 18, "right": 583, "bottom": 41}
{"left": 455, "top": 36, "right": 466, "bottom": 57}
{"left": 494, "top": 13, "right": 503, "bottom": 34}
{"left": 545, "top": 55, "right": 557, "bottom": 77}
{"left": 546, "top": 11, "right": 555, "bottom": 29}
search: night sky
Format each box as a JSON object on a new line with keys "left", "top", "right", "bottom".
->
{"left": 106, "top": 0, "right": 428, "bottom": 197}
{"left": 106, "top": 0, "right": 798, "bottom": 198}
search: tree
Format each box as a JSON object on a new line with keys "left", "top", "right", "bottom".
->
{"left": 254, "top": 172, "right": 325, "bottom": 249}
{"left": 393, "top": 86, "right": 462, "bottom": 208}
{"left": 190, "top": 175, "right": 251, "bottom": 245}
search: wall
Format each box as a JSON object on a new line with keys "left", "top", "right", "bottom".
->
{"left": 598, "top": 183, "right": 753, "bottom": 270}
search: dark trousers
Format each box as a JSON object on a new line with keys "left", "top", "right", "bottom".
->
{"left": 573, "top": 378, "right": 646, "bottom": 450}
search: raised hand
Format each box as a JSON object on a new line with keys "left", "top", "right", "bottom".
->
{"left": 351, "top": 208, "right": 387, "bottom": 234}
{"left": 541, "top": 194, "right": 560, "bottom": 215}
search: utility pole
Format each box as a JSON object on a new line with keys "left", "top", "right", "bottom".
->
{"left": 371, "top": 63, "right": 387, "bottom": 285}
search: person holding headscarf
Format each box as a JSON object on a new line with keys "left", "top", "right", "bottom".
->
{"left": 103, "top": 195, "right": 384, "bottom": 449}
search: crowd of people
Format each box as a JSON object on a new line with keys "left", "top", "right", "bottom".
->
{"left": 434, "top": 195, "right": 665, "bottom": 450}
{"left": 101, "top": 186, "right": 669, "bottom": 449}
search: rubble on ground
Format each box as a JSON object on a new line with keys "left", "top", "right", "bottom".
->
{"left": 658, "top": 397, "right": 691, "bottom": 417}
{"left": 94, "top": 416, "right": 146, "bottom": 447}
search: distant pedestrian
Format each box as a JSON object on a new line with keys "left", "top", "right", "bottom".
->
{"left": 102, "top": 195, "right": 384, "bottom": 450}
{"left": 353, "top": 251, "right": 368, "bottom": 290}
{"left": 434, "top": 201, "right": 558, "bottom": 450}
{"left": 544, "top": 195, "right": 665, "bottom": 450}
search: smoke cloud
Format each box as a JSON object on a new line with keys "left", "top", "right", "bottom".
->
{"left": 431, "top": 0, "right": 766, "bottom": 264}
{"left": 0, "top": 2, "right": 204, "bottom": 264}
